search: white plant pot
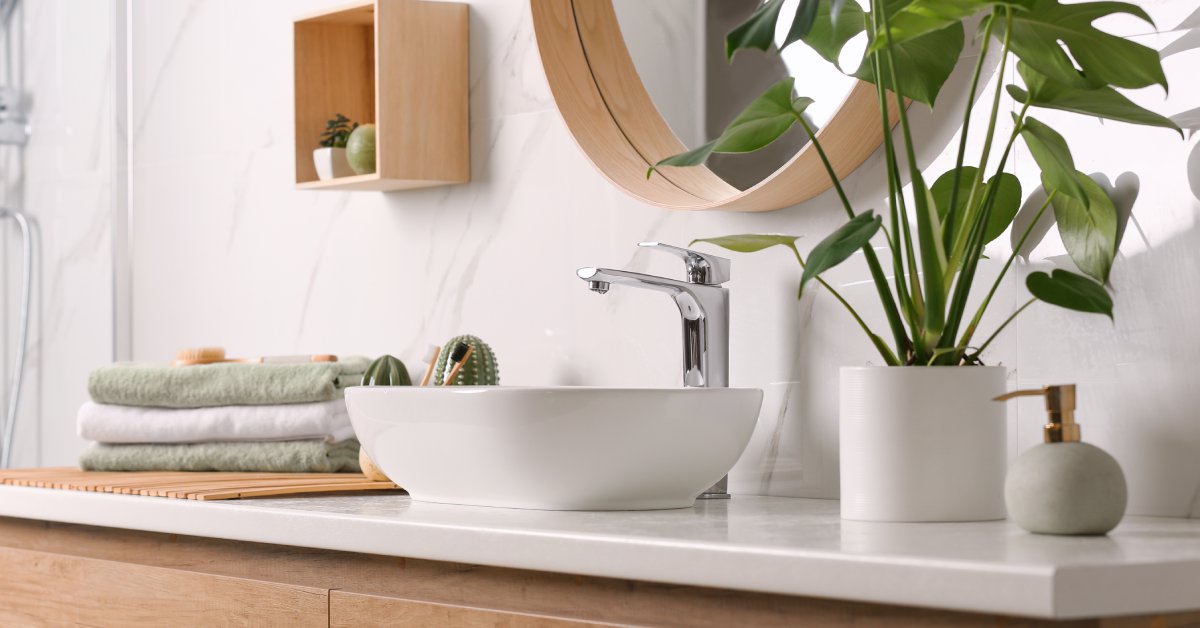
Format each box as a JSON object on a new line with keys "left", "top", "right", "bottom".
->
{"left": 313, "top": 147, "right": 354, "bottom": 181}
{"left": 840, "top": 366, "right": 1007, "bottom": 522}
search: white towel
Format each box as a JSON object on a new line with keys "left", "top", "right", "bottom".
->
{"left": 77, "top": 400, "right": 356, "bottom": 444}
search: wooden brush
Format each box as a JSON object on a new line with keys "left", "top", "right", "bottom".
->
{"left": 173, "top": 347, "right": 337, "bottom": 367}
{"left": 172, "top": 347, "right": 226, "bottom": 366}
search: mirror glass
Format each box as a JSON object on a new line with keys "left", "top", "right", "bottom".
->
{"left": 611, "top": 0, "right": 865, "bottom": 190}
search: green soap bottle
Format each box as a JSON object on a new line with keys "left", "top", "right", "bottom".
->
{"left": 997, "top": 385, "right": 1127, "bottom": 535}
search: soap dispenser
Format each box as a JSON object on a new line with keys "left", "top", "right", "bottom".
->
{"left": 995, "top": 385, "right": 1127, "bottom": 535}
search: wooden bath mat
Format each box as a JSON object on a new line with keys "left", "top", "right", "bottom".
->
{"left": 0, "top": 467, "right": 402, "bottom": 501}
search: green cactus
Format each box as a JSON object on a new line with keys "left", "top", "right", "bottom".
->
{"left": 433, "top": 335, "right": 499, "bottom": 386}
{"left": 361, "top": 355, "right": 413, "bottom": 386}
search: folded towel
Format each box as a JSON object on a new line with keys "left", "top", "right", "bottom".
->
{"left": 87, "top": 356, "right": 370, "bottom": 409}
{"left": 77, "top": 400, "right": 355, "bottom": 444}
{"left": 79, "top": 439, "right": 362, "bottom": 473}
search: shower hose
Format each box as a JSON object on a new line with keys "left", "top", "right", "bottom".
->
{"left": 0, "top": 208, "right": 31, "bottom": 469}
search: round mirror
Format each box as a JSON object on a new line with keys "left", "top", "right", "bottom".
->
{"left": 531, "top": 0, "right": 895, "bottom": 212}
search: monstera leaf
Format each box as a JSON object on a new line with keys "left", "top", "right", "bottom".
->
{"left": 1051, "top": 171, "right": 1119, "bottom": 284}
{"left": 1027, "top": 269, "right": 1113, "bottom": 319}
{"left": 871, "top": 0, "right": 1031, "bottom": 49}
{"left": 855, "top": 17, "right": 964, "bottom": 106}
{"left": 1020, "top": 116, "right": 1087, "bottom": 204}
{"left": 996, "top": 0, "right": 1167, "bottom": 91}
{"left": 726, "top": 0, "right": 827, "bottom": 59}
{"left": 802, "top": 0, "right": 867, "bottom": 67}
{"left": 1008, "top": 62, "right": 1182, "bottom": 134}
{"left": 800, "top": 212, "right": 883, "bottom": 297}
{"left": 650, "top": 79, "right": 810, "bottom": 176}
{"left": 692, "top": 234, "right": 803, "bottom": 254}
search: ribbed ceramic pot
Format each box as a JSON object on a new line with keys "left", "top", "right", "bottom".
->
{"left": 840, "top": 366, "right": 1007, "bottom": 522}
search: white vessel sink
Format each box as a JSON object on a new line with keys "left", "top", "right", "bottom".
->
{"left": 346, "top": 386, "right": 763, "bottom": 511}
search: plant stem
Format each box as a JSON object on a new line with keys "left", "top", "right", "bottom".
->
{"left": 795, "top": 116, "right": 856, "bottom": 221}
{"left": 795, "top": 114, "right": 912, "bottom": 362}
{"left": 947, "top": 8, "right": 1013, "bottom": 287}
{"left": 943, "top": 14, "right": 996, "bottom": 253}
{"left": 940, "top": 99, "right": 1030, "bottom": 357}
{"left": 789, "top": 245, "right": 901, "bottom": 366}
{"left": 971, "top": 297, "right": 1035, "bottom": 359}
{"left": 868, "top": 46, "right": 918, "bottom": 333}
{"left": 878, "top": 0, "right": 945, "bottom": 359}
{"left": 955, "top": 191, "right": 1055, "bottom": 351}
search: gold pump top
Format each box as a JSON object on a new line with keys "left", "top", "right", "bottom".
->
{"left": 994, "top": 385, "right": 1080, "bottom": 443}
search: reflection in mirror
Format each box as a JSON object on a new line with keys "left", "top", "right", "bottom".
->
{"left": 612, "top": 0, "right": 864, "bottom": 190}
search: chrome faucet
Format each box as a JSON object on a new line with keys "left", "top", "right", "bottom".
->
{"left": 577, "top": 242, "right": 733, "bottom": 498}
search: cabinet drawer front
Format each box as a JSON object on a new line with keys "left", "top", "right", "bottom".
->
{"left": 0, "top": 547, "right": 327, "bottom": 627}
{"left": 331, "top": 590, "right": 610, "bottom": 627}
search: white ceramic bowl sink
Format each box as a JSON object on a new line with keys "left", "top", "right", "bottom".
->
{"left": 346, "top": 386, "right": 763, "bottom": 511}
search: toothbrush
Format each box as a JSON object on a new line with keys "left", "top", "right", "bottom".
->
{"left": 441, "top": 342, "right": 474, "bottom": 386}
{"left": 419, "top": 344, "right": 441, "bottom": 387}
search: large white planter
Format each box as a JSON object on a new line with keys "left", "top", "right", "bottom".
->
{"left": 313, "top": 147, "right": 354, "bottom": 181}
{"left": 840, "top": 366, "right": 1007, "bottom": 522}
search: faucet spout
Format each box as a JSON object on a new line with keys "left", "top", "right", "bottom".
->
{"left": 576, "top": 267, "right": 728, "bottom": 388}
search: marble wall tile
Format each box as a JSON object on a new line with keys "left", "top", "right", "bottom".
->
{"left": 8, "top": 0, "right": 1187, "bottom": 518}
{"left": 1, "top": 0, "right": 114, "bottom": 467}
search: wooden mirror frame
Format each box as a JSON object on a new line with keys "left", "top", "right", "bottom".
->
{"left": 531, "top": 0, "right": 899, "bottom": 212}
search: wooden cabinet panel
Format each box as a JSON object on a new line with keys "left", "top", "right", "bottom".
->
{"left": 330, "top": 591, "right": 607, "bottom": 627}
{"left": 0, "top": 546, "right": 327, "bottom": 627}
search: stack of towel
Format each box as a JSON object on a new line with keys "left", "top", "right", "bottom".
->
{"left": 77, "top": 357, "right": 370, "bottom": 473}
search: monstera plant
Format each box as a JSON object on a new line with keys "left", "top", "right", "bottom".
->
{"left": 653, "top": 0, "right": 1181, "bottom": 368}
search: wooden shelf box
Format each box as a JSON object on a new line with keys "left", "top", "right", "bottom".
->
{"left": 293, "top": 0, "right": 469, "bottom": 191}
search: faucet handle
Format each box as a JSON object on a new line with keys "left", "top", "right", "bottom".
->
{"left": 638, "top": 242, "right": 731, "bottom": 285}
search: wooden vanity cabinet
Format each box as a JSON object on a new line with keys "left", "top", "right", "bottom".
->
{"left": 0, "top": 516, "right": 1195, "bottom": 627}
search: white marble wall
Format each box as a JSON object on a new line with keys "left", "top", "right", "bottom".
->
{"left": 33, "top": 0, "right": 1196, "bottom": 517}
{"left": 0, "top": 0, "right": 115, "bottom": 467}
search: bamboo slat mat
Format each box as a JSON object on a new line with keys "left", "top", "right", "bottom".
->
{"left": 0, "top": 467, "right": 402, "bottom": 501}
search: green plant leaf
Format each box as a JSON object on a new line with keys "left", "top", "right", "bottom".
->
{"left": 982, "top": 172, "right": 1022, "bottom": 244}
{"left": 1026, "top": 269, "right": 1113, "bottom": 319}
{"left": 996, "top": 0, "right": 1166, "bottom": 91}
{"left": 870, "top": 0, "right": 1030, "bottom": 50}
{"left": 650, "top": 79, "right": 811, "bottom": 175}
{"left": 726, "top": 0, "right": 786, "bottom": 61}
{"left": 1019, "top": 116, "right": 1087, "bottom": 204}
{"left": 782, "top": 0, "right": 822, "bottom": 50}
{"left": 691, "top": 234, "right": 802, "bottom": 254}
{"left": 1008, "top": 62, "right": 1182, "bottom": 134}
{"left": 931, "top": 166, "right": 979, "bottom": 222}
{"left": 855, "top": 17, "right": 964, "bottom": 105}
{"left": 799, "top": 211, "right": 883, "bottom": 297}
{"left": 803, "top": 0, "right": 867, "bottom": 67}
{"left": 1051, "top": 171, "right": 1118, "bottom": 283}
{"left": 651, "top": 140, "right": 721, "bottom": 171}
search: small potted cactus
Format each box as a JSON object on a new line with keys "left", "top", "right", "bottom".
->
{"left": 313, "top": 113, "right": 358, "bottom": 181}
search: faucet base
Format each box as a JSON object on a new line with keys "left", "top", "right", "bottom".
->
{"left": 697, "top": 474, "right": 730, "bottom": 500}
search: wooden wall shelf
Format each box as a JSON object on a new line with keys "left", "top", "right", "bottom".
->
{"left": 293, "top": 0, "right": 469, "bottom": 191}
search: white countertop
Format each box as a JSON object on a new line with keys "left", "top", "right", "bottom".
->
{"left": 1, "top": 486, "right": 1198, "bottom": 619}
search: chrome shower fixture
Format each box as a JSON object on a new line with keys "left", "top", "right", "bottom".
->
{"left": 0, "top": 87, "right": 27, "bottom": 146}
{"left": 0, "top": 208, "right": 32, "bottom": 469}
{"left": 0, "top": 0, "right": 15, "bottom": 28}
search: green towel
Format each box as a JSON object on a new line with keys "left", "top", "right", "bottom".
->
{"left": 88, "top": 357, "right": 370, "bottom": 408}
{"left": 79, "top": 439, "right": 362, "bottom": 473}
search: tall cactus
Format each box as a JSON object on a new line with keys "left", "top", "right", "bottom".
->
{"left": 433, "top": 335, "right": 499, "bottom": 386}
